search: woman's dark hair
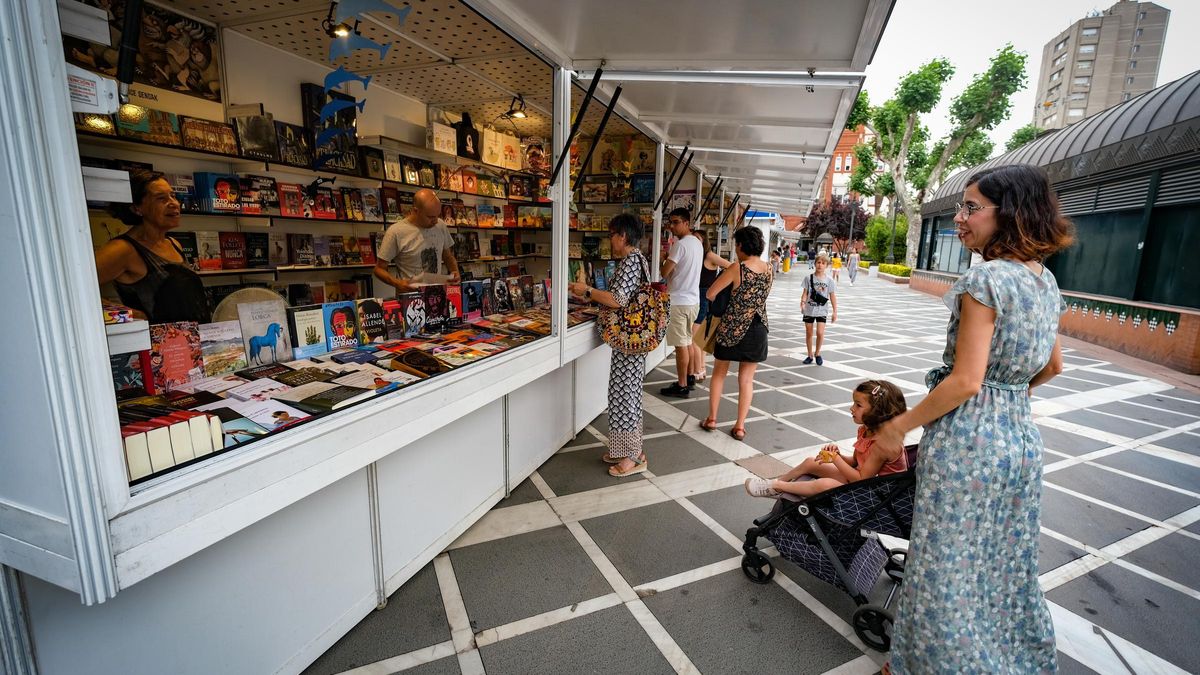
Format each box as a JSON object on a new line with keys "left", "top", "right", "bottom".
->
{"left": 854, "top": 380, "right": 907, "bottom": 433}
{"left": 694, "top": 229, "right": 710, "bottom": 254}
{"left": 732, "top": 226, "right": 765, "bottom": 257}
{"left": 608, "top": 213, "right": 643, "bottom": 247}
{"left": 109, "top": 168, "right": 167, "bottom": 226}
{"left": 966, "top": 164, "right": 1074, "bottom": 261}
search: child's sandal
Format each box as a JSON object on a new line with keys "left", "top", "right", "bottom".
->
{"left": 700, "top": 417, "right": 718, "bottom": 432}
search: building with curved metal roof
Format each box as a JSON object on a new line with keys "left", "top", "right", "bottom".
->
{"left": 918, "top": 69, "right": 1200, "bottom": 312}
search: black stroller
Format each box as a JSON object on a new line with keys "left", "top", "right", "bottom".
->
{"left": 740, "top": 444, "right": 919, "bottom": 651}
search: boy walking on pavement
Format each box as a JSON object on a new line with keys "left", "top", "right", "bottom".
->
{"left": 660, "top": 208, "right": 703, "bottom": 398}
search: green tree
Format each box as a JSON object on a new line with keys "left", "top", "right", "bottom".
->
{"left": 864, "top": 214, "right": 908, "bottom": 264}
{"left": 1005, "top": 123, "right": 1041, "bottom": 152}
{"left": 805, "top": 198, "right": 871, "bottom": 254}
{"left": 851, "top": 44, "right": 1027, "bottom": 265}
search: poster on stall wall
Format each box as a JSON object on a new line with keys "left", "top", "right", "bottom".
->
{"left": 668, "top": 189, "right": 696, "bottom": 215}
{"left": 63, "top": 0, "right": 223, "bottom": 102}
{"left": 523, "top": 137, "right": 548, "bottom": 175}
{"left": 629, "top": 137, "right": 656, "bottom": 172}
{"left": 591, "top": 137, "right": 625, "bottom": 175}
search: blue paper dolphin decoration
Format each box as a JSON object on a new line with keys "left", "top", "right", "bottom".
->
{"left": 324, "top": 66, "right": 372, "bottom": 93}
{"left": 329, "top": 33, "right": 392, "bottom": 62}
{"left": 315, "top": 125, "right": 357, "bottom": 148}
{"left": 335, "top": 0, "right": 411, "bottom": 24}
{"left": 319, "top": 98, "right": 366, "bottom": 124}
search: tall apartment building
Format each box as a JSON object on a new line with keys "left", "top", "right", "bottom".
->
{"left": 1033, "top": 0, "right": 1169, "bottom": 131}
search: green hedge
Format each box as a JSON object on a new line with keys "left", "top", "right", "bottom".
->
{"left": 858, "top": 261, "right": 870, "bottom": 269}
{"left": 878, "top": 263, "right": 912, "bottom": 277}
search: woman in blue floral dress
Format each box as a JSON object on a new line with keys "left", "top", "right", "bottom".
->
{"left": 875, "top": 165, "right": 1074, "bottom": 673}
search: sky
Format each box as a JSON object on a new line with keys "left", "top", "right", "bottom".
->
{"left": 862, "top": 0, "right": 1199, "bottom": 159}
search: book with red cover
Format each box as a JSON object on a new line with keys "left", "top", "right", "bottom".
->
{"left": 219, "top": 232, "right": 247, "bottom": 269}
{"left": 358, "top": 237, "right": 376, "bottom": 265}
{"left": 149, "top": 322, "right": 203, "bottom": 392}
{"left": 312, "top": 187, "right": 338, "bottom": 220}
{"left": 381, "top": 299, "right": 405, "bottom": 340}
{"left": 278, "top": 182, "right": 304, "bottom": 218}
{"left": 502, "top": 204, "right": 518, "bottom": 228}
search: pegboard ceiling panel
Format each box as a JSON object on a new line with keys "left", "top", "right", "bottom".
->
{"left": 231, "top": 10, "right": 444, "bottom": 74}
{"left": 464, "top": 55, "right": 552, "bottom": 101}
{"left": 454, "top": 100, "right": 553, "bottom": 139}
{"left": 373, "top": 65, "right": 510, "bottom": 104}
{"left": 155, "top": 0, "right": 330, "bottom": 24}
{"left": 401, "top": 0, "right": 522, "bottom": 60}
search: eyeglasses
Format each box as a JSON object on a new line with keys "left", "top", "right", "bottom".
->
{"left": 955, "top": 202, "right": 998, "bottom": 217}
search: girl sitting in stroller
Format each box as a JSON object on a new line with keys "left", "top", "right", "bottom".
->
{"left": 745, "top": 380, "right": 908, "bottom": 499}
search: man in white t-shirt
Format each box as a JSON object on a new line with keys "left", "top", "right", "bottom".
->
{"left": 373, "top": 189, "right": 460, "bottom": 294}
{"left": 659, "top": 207, "right": 703, "bottom": 398}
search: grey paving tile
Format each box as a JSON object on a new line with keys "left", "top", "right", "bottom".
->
{"left": 686, "top": 484, "right": 776, "bottom": 547}
{"left": 581, "top": 500, "right": 736, "bottom": 587}
{"left": 1036, "top": 425, "right": 1111, "bottom": 455}
{"left": 449, "top": 526, "right": 611, "bottom": 631}
{"left": 1041, "top": 489, "right": 1148, "bottom": 549}
{"left": 1046, "top": 564, "right": 1200, "bottom": 673}
{"left": 763, "top": 354, "right": 810, "bottom": 369}
{"left": 692, "top": 369, "right": 774, "bottom": 395}
{"left": 887, "top": 370, "right": 932, "bottom": 386}
{"left": 785, "top": 382, "right": 856, "bottom": 406}
{"left": 640, "top": 433, "right": 729, "bottom": 475}
{"left": 870, "top": 343, "right": 922, "bottom": 355}
{"left": 1122, "top": 532, "right": 1200, "bottom": 591}
{"left": 848, "top": 359, "right": 913, "bottom": 375}
{"left": 670, "top": 397, "right": 739, "bottom": 425}
{"left": 740, "top": 419, "right": 824, "bottom": 454}
{"left": 834, "top": 346, "right": 897, "bottom": 359}
{"left": 1034, "top": 384, "right": 1076, "bottom": 399}
{"left": 479, "top": 605, "right": 674, "bottom": 675}
{"left": 1061, "top": 369, "right": 1141, "bottom": 386}
{"left": 1061, "top": 354, "right": 1106, "bottom": 366}
{"left": 641, "top": 569, "right": 862, "bottom": 674}
{"left": 878, "top": 355, "right": 940, "bottom": 370}
{"left": 1091, "top": 401, "right": 1197, "bottom": 427}
{"left": 537, "top": 446, "right": 646, "bottom": 496}
{"left": 1126, "top": 391, "right": 1200, "bottom": 417}
{"left": 1055, "top": 409, "right": 1163, "bottom": 440}
{"left": 563, "top": 429, "right": 600, "bottom": 448}
{"left": 744, "top": 389, "right": 817, "bottom": 415}
{"left": 302, "top": 563, "right": 449, "bottom": 675}
{"left": 754, "top": 367, "right": 816, "bottom": 388}
{"left": 1050, "top": 376, "right": 1112, "bottom": 393}
{"left": 1093, "top": 451, "right": 1200, "bottom": 493}
{"left": 1039, "top": 534, "right": 1087, "bottom": 574}
{"left": 772, "top": 554, "right": 862, "bottom": 620}
{"left": 588, "top": 410, "right": 677, "bottom": 436}
{"left": 389, "top": 657, "right": 459, "bottom": 675}
{"left": 1150, "top": 432, "right": 1200, "bottom": 456}
{"left": 1044, "top": 464, "right": 1199, "bottom": 521}
{"left": 497, "top": 478, "right": 544, "bottom": 507}
{"left": 782, "top": 409, "right": 861, "bottom": 441}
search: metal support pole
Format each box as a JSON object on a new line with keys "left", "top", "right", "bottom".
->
{"left": 552, "top": 67, "right": 570, "bottom": 353}
{"left": 548, "top": 68, "right": 601, "bottom": 188}
{"left": 651, "top": 142, "right": 665, "bottom": 280}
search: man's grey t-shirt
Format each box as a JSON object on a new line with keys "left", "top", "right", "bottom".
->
{"left": 377, "top": 218, "right": 453, "bottom": 280}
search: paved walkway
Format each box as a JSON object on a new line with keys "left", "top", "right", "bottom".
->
{"left": 306, "top": 267, "right": 1200, "bottom": 675}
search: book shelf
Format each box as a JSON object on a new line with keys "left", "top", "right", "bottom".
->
{"left": 195, "top": 264, "right": 378, "bottom": 279}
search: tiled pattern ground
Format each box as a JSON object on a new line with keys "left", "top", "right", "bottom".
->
{"left": 308, "top": 269, "right": 1200, "bottom": 675}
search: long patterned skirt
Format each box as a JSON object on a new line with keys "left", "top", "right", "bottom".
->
{"left": 607, "top": 351, "right": 647, "bottom": 460}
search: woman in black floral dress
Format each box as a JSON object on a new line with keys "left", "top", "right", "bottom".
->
{"left": 701, "top": 227, "right": 772, "bottom": 441}
{"left": 568, "top": 214, "right": 652, "bottom": 476}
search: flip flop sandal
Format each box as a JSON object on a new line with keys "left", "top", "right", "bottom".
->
{"left": 601, "top": 453, "right": 621, "bottom": 464}
{"left": 699, "top": 417, "right": 718, "bottom": 432}
{"left": 608, "top": 457, "right": 647, "bottom": 477}
{"left": 730, "top": 427, "right": 747, "bottom": 441}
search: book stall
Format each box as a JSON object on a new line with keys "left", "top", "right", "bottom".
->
{"left": 0, "top": 0, "right": 879, "bottom": 669}
{"left": 0, "top": 1, "right": 696, "bottom": 672}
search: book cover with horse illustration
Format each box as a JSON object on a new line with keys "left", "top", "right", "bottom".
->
{"left": 237, "top": 299, "right": 292, "bottom": 366}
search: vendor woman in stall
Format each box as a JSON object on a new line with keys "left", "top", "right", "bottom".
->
{"left": 94, "top": 168, "right": 212, "bottom": 323}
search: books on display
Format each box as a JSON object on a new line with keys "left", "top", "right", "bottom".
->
{"left": 237, "top": 299, "right": 292, "bottom": 365}
{"left": 199, "top": 320, "right": 247, "bottom": 376}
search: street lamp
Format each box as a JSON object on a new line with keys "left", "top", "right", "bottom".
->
{"left": 887, "top": 205, "right": 898, "bottom": 264}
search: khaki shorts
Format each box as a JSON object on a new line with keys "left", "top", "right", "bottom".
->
{"left": 666, "top": 304, "right": 699, "bottom": 346}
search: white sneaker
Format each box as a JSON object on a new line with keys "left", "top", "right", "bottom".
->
{"left": 744, "top": 477, "right": 781, "bottom": 498}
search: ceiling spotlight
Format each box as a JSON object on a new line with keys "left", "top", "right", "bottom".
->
{"left": 805, "top": 85, "right": 815, "bottom": 93}
{"left": 503, "top": 94, "right": 528, "bottom": 119}
{"left": 322, "top": 2, "right": 358, "bottom": 38}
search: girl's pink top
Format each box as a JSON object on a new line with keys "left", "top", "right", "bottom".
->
{"left": 854, "top": 426, "right": 908, "bottom": 476}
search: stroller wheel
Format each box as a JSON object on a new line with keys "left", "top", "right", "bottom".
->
{"left": 852, "top": 604, "right": 894, "bottom": 652}
{"left": 885, "top": 548, "right": 908, "bottom": 580}
{"left": 741, "top": 552, "right": 775, "bottom": 584}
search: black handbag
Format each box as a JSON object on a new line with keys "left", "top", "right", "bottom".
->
{"left": 708, "top": 263, "right": 739, "bottom": 317}
{"left": 809, "top": 274, "right": 829, "bottom": 306}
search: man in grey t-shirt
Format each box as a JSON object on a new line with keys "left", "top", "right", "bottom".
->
{"left": 374, "top": 189, "right": 460, "bottom": 294}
